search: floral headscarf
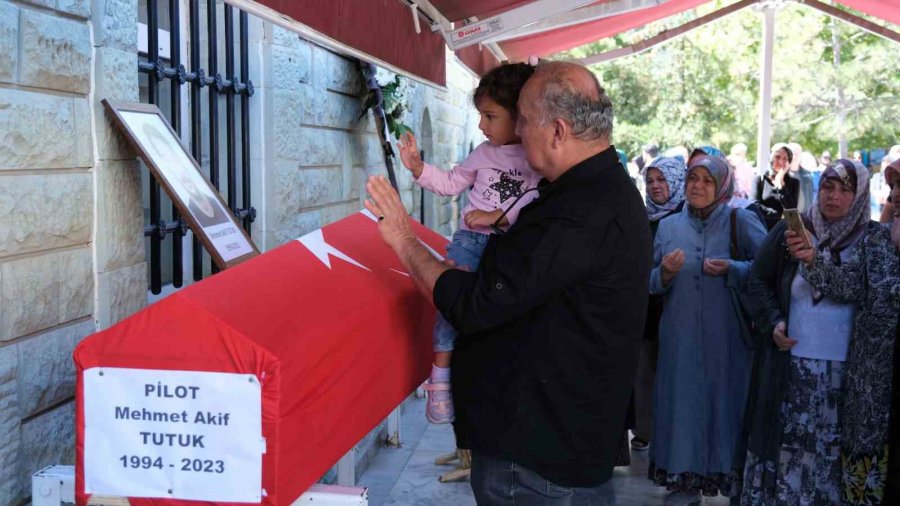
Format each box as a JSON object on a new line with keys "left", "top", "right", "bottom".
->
{"left": 687, "top": 155, "right": 734, "bottom": 216}
{"left": 807, "top": 159, "right": 870, "bottom": 253}
{"left": 643, "top": 156, "right": 686, "bottom": 222}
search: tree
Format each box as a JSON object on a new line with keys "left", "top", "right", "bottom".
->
{"left": 560, "top": 2, "right": 900, "bottom": 163}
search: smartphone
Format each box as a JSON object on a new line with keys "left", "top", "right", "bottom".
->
{"left": 783, "top": 209, "right": 812, "bottom": 250}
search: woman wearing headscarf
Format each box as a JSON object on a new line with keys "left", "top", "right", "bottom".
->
{"left": 741, "top": 159, "right": 874, "bottom": 505}
{"left": 631, "top": 157, "right": 687, "bottom": 452}
{"left": 648, "top": 156, "right": 767, "bottom": 503}
{"left": 755, "top": 144, "right": 800, "bottom": 229}
{"left": 784, "top": 160, "right": 900, "bottom": 505}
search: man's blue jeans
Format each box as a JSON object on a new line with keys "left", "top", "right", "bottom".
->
{"left": 470, "top": 453, "right": 612, "bottom": 505}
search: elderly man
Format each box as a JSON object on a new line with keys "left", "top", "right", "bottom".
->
{"left": 365, "top": 61, "right": 651, "bottom": 504}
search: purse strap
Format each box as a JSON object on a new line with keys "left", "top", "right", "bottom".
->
{"left": 730, "top": 208, "right": 741, "bottom": 260}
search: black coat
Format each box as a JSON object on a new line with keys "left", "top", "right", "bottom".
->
{"left": 743, "top": 221, "right": 795, "bottom": 462}
{"left": 434, "top": 147, "right": 652, "bottom": 487}
{"left": 755, "top": 173, "right": 800, "bottom": 230}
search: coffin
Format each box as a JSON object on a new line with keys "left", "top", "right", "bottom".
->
{"left": 74, "top": 211, "right": 447, "bottom": 506}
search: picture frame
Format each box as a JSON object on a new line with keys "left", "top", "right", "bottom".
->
{"left": 102, "top": 99, "right": 259, "bottom": 269}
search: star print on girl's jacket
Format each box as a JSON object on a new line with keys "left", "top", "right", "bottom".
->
{"left": 415, "top": 141, "right": 543, "bottom": 233}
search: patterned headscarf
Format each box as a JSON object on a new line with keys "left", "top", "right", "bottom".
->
{"left": 807, "top": 159, "right": 870, "bottom": 253}
{"left": 686, "top": 155, "right": 734, "bottom": 216}
{"left": 643, "top": 156, "right": 686, "bottom": 222}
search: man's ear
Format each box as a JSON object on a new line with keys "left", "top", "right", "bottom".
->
{"left": 551, "top": 118, "right": 568, "bottom": 149}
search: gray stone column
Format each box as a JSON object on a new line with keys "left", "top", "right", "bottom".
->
{"left": 0, "top": 1, "right": 99, "bottom": 503}
{"left": 92, "top": 0, "right": 145, "bottom": 328}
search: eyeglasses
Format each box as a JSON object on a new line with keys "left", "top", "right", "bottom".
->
{"left": 490, "top": 187, "right": 542, "bottom": 236}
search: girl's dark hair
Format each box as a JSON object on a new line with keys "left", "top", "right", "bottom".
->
{"left": 472, "top": 63, "right": 535, "bottom": 117}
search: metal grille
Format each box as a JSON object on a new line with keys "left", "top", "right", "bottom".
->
{"left": 139, "top": 0, "right": 255, "bottom": 294}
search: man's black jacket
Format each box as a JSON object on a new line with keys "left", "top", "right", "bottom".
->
{"left": 434, "top": 147, "right": 651, "bottom": 487}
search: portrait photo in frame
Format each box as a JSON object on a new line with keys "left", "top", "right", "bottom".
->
{"left": 102, "top": 99, "right": 258, "bottom": 269}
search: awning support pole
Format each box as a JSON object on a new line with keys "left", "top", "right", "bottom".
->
{"left": 756, "top": 4, "right": 776, "bottom": 175}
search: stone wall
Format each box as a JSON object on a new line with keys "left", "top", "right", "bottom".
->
{"left": 259, "top": 24, "right": 482, "bottom": 248}
{"left": 0, "top": 0, "right": 144, "bottom": 504}
{"left": 0, "top": 1, "right": 482, "bottom": 502}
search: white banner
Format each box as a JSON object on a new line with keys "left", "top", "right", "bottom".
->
{"left": 83, "top": 368, "right": 264, "bottom": 502}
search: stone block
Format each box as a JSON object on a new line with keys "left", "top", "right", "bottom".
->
{"left": 0, "top": 3, "right": 16, "bottom": 84}
{"left": 295, "top": 210, "right": 322, "bottom": 238}
{"left": 0, "top": 88, "right": 77, "bottom": 170}
{"left": 95, "top": 160, "right": 143, "bottom": 272}
{"left": 59, "top": 0, "right": 92, "bottom": 18}
{"left": 349, "top": 134, "right": 383, "bottom": 167}
{"left": 73, "top": 98, "right": 93, "bottom": 168}
{"left": 319, "top": 201, "right": 361, "bottom": 227}
{"left": 0, "top": 173, "right": 92, "bottom": 258}
{"left": 271, "top": 88, "right": 305, "bottom": 160}
{"left": 59, "top": 247, "right": 93, "bottom": 323}
{"left": 298, "top": 167, "right": 343, "bottom": 208}
{"left": 314, "top": 92, "right": 365, "bottom": 130}
{"left": 95, "top": 100, "right": 136, "bottom": 161}
{"left": 320, "top": 50, "right": 362, "bottom": 96}
{"left": 95, "top": 46, "right": 139, "bottom": 102}
{"left": 271, "top": 44, "right": 311, "bottom": 89}
{"left": 93, "top": 0, "right": 138, "bottom": 52}
{"left": 342, "top": 165, "right": 366, "bottom": 201}
{"left": 19, "top": 0, "right": 55, "bottom": 9}
{"left": 265, "top": 160, "right": 300, "bottom": 228}
{"left": 17, "top": 320, "right": 93, "bottom": 418}
{"left": 299, "top": 128, "right": 345, "bottom": 167}
{"left": 20, "top": 9, "right": 91, "bottom": 94}
{"left": 93, "top": 47, "right": 138, "bottom": 161}
{"left": 272, "top": 24, "right": 302, "bottom": 49}
{"left": 21, "top": 402, "right": 76, "bottom": 480}
{"left": 1, "top": 254, "right": 60, "bottom": 341}
{"left": 0, "top": 344, "right": 23, "bottom": 506}
{"left": 96, "top": 262, "right": 146, "bottom": 329}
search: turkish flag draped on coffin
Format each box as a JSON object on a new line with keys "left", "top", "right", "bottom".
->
{"left": 74, "top": 211, "right": 446, "bottom": 506}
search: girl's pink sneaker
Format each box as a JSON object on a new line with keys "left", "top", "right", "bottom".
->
{"left": 423, "top": 381, "right": 454, "bottom": 424}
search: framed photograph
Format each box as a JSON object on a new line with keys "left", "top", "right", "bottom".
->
{"left": 102, "top": 99, "right": 259, "bottom": 269}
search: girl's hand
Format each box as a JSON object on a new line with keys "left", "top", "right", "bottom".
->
{"left": 660, "top": 249, "right": 685, "bottom": 285}
{"left": 397, "top": 132, "right": 424, "bottom": 178}
{"left": 785, "top": 230, "right": 815, "bottom": 266}
{"left": 464, "top": 209, "right": 502, "bottom": 228}
{"left": 703, "top": 258, "right": 730, "bottom": 277}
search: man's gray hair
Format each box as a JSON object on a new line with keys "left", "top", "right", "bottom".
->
{"left": 532, "top": 61, "right": 613, "bottom": 143}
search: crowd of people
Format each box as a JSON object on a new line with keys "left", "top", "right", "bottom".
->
{"left": 634, "top": 144, "right": 900, "bottom": 505}
{"left": 361, "top": 59, "right": 900, "bottom": 506}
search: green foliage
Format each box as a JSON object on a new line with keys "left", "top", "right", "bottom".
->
{"left": 359, "top": 74, "right": 413, "bottom": 140}
{"left": 560, "top": 2, "right": 900, "bottom": 162}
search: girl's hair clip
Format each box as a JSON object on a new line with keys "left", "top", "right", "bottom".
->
{"left": 528, "top": 55, "right": 540, "bottom": 66}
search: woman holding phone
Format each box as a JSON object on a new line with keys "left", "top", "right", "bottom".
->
{"left": 742, "top": 160, "right": 875, "bottom": 505}
{"left": 782, "top": 164, "right": 900, "bottom": 505}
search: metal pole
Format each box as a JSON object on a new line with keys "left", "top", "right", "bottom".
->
{"left": 240, "top": 11, "right": 252, "bottom": 234}
{"left": 755, "top": 5, "right": 775, "bottom": 175}
{"left": 225, "top": 4, "right": 237, "bottom": 210}
{"left": 208, "top": 0, "right": 220, "bottom": 274}
{"left": 148, "top": 0, "right": 162, "bottom": 294}
{"left": 170, "top": 0, "right": 184, "bottom": 288}
{"left": 190, "top": 0, "right": 204, "bottom": 281}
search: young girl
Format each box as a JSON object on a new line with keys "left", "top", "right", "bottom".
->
{"left": 397, "top": 63, "right": 542, "bottom": 424}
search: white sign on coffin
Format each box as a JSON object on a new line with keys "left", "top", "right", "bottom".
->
{"left": 83, "top": 368, "right": 265, "bottom": 502}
